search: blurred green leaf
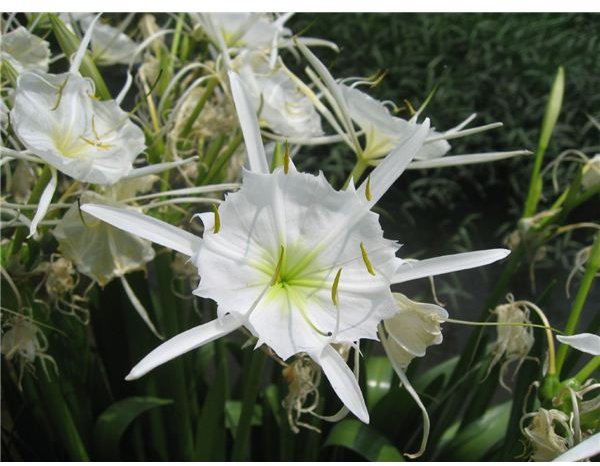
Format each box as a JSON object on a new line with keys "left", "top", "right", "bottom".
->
{"left": 438, "top": 401, "right": 511, "bottom": 461}
{"left": 195, "top": 361, "right": 227, "bottom": 460}
{"left": 92, "top": 396, "right": 172, "bottom": 460}
{"left": 365, "top": 356, "right": 394, "bottom": 410}
{"left": 325, "top": 419, "right": 404, "bottom": 461}
{"left": 225, "top": 401, "right": 263, "bottom": 435}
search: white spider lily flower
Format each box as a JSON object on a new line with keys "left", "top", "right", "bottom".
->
{"left": 11, "top": 71, "right": 145, "bottom": 184}
{"left": 196, "top": 13, "right": 291, "bottom": 50}
{"left": 233, "top": 50, "right": 323, "bottom": 138}
{"left": 60, "top": 13, "right": 140, "bottom": 66}
{"left": 0, "top": 26, "right": 50, "bottom": 73}
{"left": 80, "top": 71, "right": 510, "bottom": 425}
{"left": 340, "top": 84, "right": 529, "bottom": 167}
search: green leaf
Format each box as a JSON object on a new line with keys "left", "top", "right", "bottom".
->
{"left": 225, "top": 401, "right": 263, "bottom": 436}
{"left": 365, "top": 356, "right": 394, "bottom": 409}
{"left": 438, "top": 401, "right": 511, "bottom": 461}
{"left": 324, "top": 419, "right": 404, "bottom": 461}
{"left": 195, "top": 361, "right": 227, "bottom": 461}
{"left": 92, "top": 396, "right": 172, "bottom": 460}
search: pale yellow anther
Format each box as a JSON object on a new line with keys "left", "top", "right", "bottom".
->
{"left": 211, "top": 204, "right": 221, "bottom": 234}
{"left": 403, "top": 99, "right": 416, "bottom": 116}
{"left": 331, "top": 268, "right": 342, "bottom": 306}
{"left": 360, "top": 242, "right": 376, "bottom": 275}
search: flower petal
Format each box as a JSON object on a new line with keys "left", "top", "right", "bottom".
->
{"left": 228, "top": 71, "right": 269, "bottom": 174}
{"left": 392, "top": 249, "right": 510, "bottom": 284}
{"left": 28, "top": 166, "right": 57, "bottom": 238}
{"left": 80, "top": 203, "right": 201, "bottom": 257}
{"left": 359, "top": 119, "right": 430, "bottom": 206}
{"left": 553, "top": 432, "right": 600, "bottom": 462}
{"left": 556, "top": 333, "right": 600, "bottom": 356}
{"left": 407, "top": 150, "right": 531, "bottom": 170}
{"left": 125, "top": 314, "right": 241, "bottom": 380}
{"left": 317, "top": 344, "right": 369, "bottom": 423}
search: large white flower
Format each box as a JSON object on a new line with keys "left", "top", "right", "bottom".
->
{"left": 0, "top": 26, "right": 50, "bottom": 73}
{"left": 233, "top": 50, "right": 323, "bottom": 138}
{"left": 81, "top": 71, "right": 510, "bottom": 424}
{"left": 11, "top": 71, "right": 145, "bottom": 184}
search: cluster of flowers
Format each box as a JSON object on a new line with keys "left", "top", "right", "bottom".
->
{"left": 1, "top": 13, "right": 598, "bottom": 459}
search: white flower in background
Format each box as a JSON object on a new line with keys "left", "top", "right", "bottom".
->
{"left": 81, "top": 71, "right": 510, "bottom": 428}
{"left": 380, "top": 294, "right": 448, "bottom": 372}
{"left": 294, "top": 40, "right": 530, "bottom": 170}
{"left": 582, "top": 154, "right": 600, "bottom": 190}
{"left": 60, "top": 13, "right": 140, "bottom": 66}
{"left": 195, "top": 13, "right": 291, "bottom": 50}
{"left": 53, "top": 191, "right": 156, "bottom": 288}
{"left": 11, "top": 71, "right": 145, "bottom": 184}
{"left": 233, "top": 50, "right": 323, "bottom": 138}
{"left": 0, "top": 26, "right": 50, "bottom": 73}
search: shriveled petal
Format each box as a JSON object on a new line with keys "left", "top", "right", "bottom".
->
{"left": 317, "top": 345, "right": 369, "bottom": 423}
{"left": 80, "top": 203, "right": 201, "bottom": 257}
{"left": 556, "top": 333, "right": 600, "bottom": 356}
{"left": 553, "top": 432, "right": 600, "bottom": 462}
{"left": 125, "top": 314, "right": 241, "bottom": 380}
{"left": 228, "top": 71, "right": 269, "bottom": 174}
{"left": 392, "top": 249, "right": 510, "bottom": 284}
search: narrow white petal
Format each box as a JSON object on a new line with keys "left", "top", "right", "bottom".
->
{"left": 392, "top": 249, "right": 510, "bottom": 284}
{"left": 120, "top": 276, "right": 163, "bottom": 340}
{"left": 27, "top": 166, "right": 57, "bottom": 238}
{"left": 556, "top": 333, "right": 600, "bottom": 356}
{"left": 407, "top": 150, "right": 531, "bottom": 170}
{"left": 80, "top": 203, "right": 201, "bottom": 257}
{"left": 126, "top": 314, "right": 241, "bottom": 380}
{"left": 361, "top": 120, "right": 430, "bottom": 206}
{"left": 317, "top": 345, "right": 369, "bottom": 423}
{"left": 553, "top": 432, "right": 600, "bottom": 462}
{"left": 124, "top": 157, "right": 199, "bottom": 180}
{"left": 70, "top": 13, "right": 102, "bottom": 73}
{"left": 395, "top": 365, "right": 430, "bottom": 459}
{"left": 228, "top": 71, "right": 269, "bottom": 174}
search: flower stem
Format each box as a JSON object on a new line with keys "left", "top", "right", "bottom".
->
{"left": 574, "top": 356, "right": 600, "bottom": 383}
{"left": 343, "top": 157, "right": 369, "bottom": 189}
{"left": 180, "top": 77, "right": 218, "bottom": 140}
{"left": 555, "top": 233, "right": 600, "bottom": 376}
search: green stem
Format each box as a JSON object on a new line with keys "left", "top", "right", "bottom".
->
{"left": 575, "top": 356, "right": 600, "bottom": 383}
{"left": 180, "top": 78, "right": 218, "bottom": 139}
{"left": 523, "top": 66, "right": 564, "bottom": 217}
{"left": 343, "top": 158, "right": 369, "bottom": 189}
{"left": 231, "top": 350, "right": 265, "bottom": 461}
{"left": 204, "top": 132, "right": 243, "bottom": 185}
{"left": 10, "top": 165, "right": 52, "bottom": 256}
{"left": 35, "top": 365, "right": 90, "bottom": 460}
{"left": 555, "top": 233, "right": 600, "bottom": 375}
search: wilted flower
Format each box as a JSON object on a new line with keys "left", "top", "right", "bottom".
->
{"left": 1, "top": 316, "right": 57, "bottom": 388}
{"left": 488, "top": 296, "right": 535, "bottom": 391}
{"left": 282, "top": 356, "right": 322, "bottom": 433}
{"left": 0, "top": 26, "right": 50, "bottom": 73}
{"left": 44, "top": 256, "right": 77, "bottom": 298}
{"left": 521, "top": 408, "right": 573, "bottom": 461}
{"left": 81, "top": 71, "right": 509, "bottom": 426}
